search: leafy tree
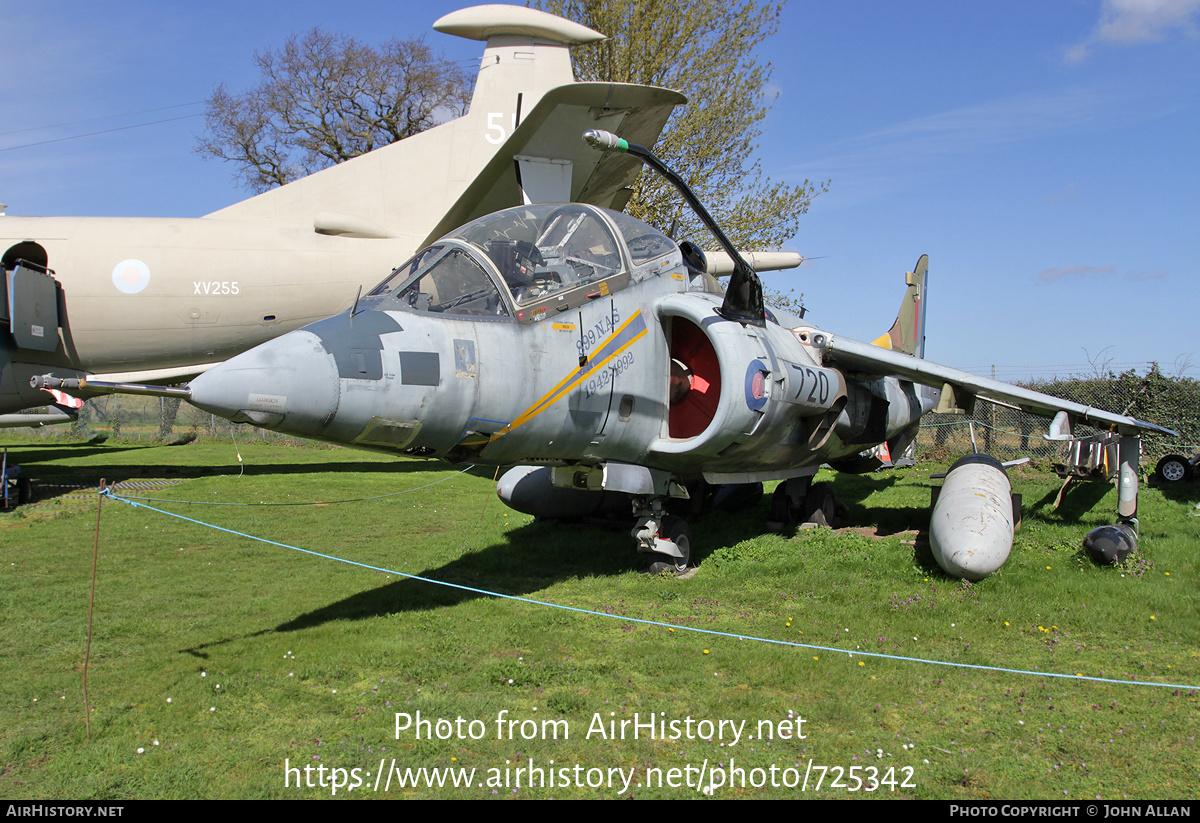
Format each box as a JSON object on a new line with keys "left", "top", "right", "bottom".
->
{"left": 535, "top": 0, "right": 826, "bottom": 250}
{"left": 197, "top": 28, "right": 472, "bottom": 192}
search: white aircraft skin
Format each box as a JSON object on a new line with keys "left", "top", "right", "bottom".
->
{"left": 0, "top": 5, "right": 686, "bottom": 420}
{"left": 171, "top": 192, "right": 1171, "bottom": 571}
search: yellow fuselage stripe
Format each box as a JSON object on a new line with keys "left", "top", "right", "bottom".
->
{"left": 492, "top": 310, "right": 648, "bottom": 439}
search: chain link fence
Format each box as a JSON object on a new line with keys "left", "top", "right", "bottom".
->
{"left": 38, "top": 395, "right": 290, "bottom": 443}
{"left": 919, "top": 365, "right": 1198, "bottom": 462}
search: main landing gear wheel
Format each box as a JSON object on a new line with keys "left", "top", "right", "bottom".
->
{"left": 768, "top": 478, "right": 837, "bottom": 531}
{"left": 802, "top": 482, "right": 836, "bottom": 527}
{"left": 769, "top": 484, "right": 799, "bottom": 530}
{"left": 1155, "top": 454, "right": 1193, "bottom": 483}
{"left": 648, "top": 515, "right": 692, "bottom": 575}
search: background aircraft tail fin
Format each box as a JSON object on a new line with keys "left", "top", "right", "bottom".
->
{"left": 872, "top": 254, "right": 928, "bottom": 358}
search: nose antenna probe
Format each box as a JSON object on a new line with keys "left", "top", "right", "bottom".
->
{"left": 31, "top": 374, "right": 192, "bottom": 400}
{"left": 583, "top": 129, "right": 765, "bottom": 327}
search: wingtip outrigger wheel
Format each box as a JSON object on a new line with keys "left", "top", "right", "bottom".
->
{"left": 1083, "top": 433, "right": 1141, "bottom": 565}
{"left": 583, "top": 129, "right": 766, "bottom": 327}
{"left": 1083, "top": 522, "right": 1137, "bottom": 565}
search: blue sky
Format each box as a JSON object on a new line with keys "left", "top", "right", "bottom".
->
{"left": 2, "top": 1, "right": 1196, "bottom": 380}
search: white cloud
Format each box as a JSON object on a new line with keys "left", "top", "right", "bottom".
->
{"left": 1046, "top": 182, "right": 1078, "bottom": 202}
{"left": 1096, "top": 0, "right": 1200, "bottom": 43}
{"left": 1038, "top": 264, "right": 1117, "bottom": 280}
{"left": 858, "top": 85, "right": 1109, "bottom": 151}
{"left": 785, "top": 86, "right": 1112, "bottom": 202}
{"left": 1068, "top": 0, "right": 1200, "bottom": 62}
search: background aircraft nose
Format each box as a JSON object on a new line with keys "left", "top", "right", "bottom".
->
{"left": 189, "top": 330, "right": 340, "bottom": 434}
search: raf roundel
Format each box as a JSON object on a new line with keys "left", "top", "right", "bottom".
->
{"left": 744, "top": 359, "right": 769, "bottom": 411}
{"left": 112, "top": 259, "right": 151, "bottom": 294}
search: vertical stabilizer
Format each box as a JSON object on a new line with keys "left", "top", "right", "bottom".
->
{"left": 872, "top": 254, "right": 928, "bottom": 358}
{"left": 438, "top": 5, "right": 605, "bottom": 128}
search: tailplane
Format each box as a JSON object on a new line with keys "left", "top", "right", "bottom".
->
{"left": 872, "top": 254, "right": 928, "bottom": 358}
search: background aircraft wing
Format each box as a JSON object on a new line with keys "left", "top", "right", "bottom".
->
{"left": 824, "top": 334, "right": 1177, "bottom": 437}
{"left": 422, "top": 82, "right": 686, "bottom": 244}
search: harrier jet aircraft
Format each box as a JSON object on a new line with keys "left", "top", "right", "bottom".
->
{"left": 1, "top": 5, "right": 685, "bottom": 425}
{"left": 40, "top": 130, "right": 1172, "bottom": 576}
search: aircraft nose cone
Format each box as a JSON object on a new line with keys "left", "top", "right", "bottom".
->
{"left": 189, "top": 330, "right": 340, "bottom": 434}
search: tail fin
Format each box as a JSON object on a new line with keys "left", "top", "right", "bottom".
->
{"left": 872, "top": 254, "right": 928, "bottom": 358}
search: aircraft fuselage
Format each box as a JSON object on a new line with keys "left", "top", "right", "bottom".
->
{"left": 0, "top": 216, "right": 415, "bottom": 413}
{"left": 186, "top": 204, "right": 931, "bottom": 484}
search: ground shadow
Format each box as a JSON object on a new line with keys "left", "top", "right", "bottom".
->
{"left": 272, "top": 519, "right": 662, "bottom": 632}
{"left": 1025, "top": 477, "right": 1113, "bottom": 522}
{"left": 267, "top": 471, "right": 951, "bottom": 634}
{"left": 1149, "top": 476, "right": 1200, "bottom": 506}
{"left": 270, "top": 493, "right": 781, "bottom": 634}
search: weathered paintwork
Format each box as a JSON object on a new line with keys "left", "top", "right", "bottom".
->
{"left": 188, "top": 204, "right": 928, "bottom": 485}
{"left": 177, "top": 194, "right": 1175, "bottom": 567}
{"left": 929, "top": 454, "right": 1015, "bottom": 580}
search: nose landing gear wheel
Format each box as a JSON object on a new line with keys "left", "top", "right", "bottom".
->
{"left": 648, "top": 515, "right": 692, "bottom": 575}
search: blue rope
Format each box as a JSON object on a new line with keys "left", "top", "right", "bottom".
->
{"left": 99, "top": 489, "right": 1198, "bottom": 692}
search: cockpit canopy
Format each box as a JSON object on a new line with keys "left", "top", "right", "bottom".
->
{"left": 367, "top": 204, "right": 678, "bottom": 322}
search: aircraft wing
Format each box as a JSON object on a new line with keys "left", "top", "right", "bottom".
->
{"left": 423, "top": 82, "right": 686, "bottom": 244}
{"left": 823, "top": 334, "right": 1177, "bottom": 437}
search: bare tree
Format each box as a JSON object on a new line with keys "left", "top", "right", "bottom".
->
{"left": 1082, "top": 345, "right": 1116, "bottom": 378}
{"left": 197, "top": 28, "right": 472, "bottom": 192}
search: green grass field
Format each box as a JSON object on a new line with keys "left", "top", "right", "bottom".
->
{"left": 2, "top": 435, "right": 1197, "bottom": 799}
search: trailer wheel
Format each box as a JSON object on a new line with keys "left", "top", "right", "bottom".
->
{"left": 1155, "top": 455, "right": 1193, "bottom": 483}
